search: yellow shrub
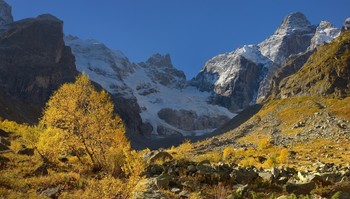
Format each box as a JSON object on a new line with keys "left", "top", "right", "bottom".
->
{"left": 257, "top": 138, "right": 271, "bottom": 150}
{"left": 195, "top": 151, "right": 222, "bottom": 163}
{"left": 239, "top": 157, "right": 258, "bottom": 167}
{"left": 168, "top": 139, "right": 193, "bottom": 160}
{"left": 277, "top": 148, "right": 289, "bottom": 164}
{"left": 263, "top": 155, "right": 278, "bottom": 168}
{"left": 222, "top": 146, "right": 235, "bottom": 161}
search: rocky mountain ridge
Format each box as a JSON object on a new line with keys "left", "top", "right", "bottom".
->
{"left": 191, "top": 12, "right": 343, "bottom": 110}
{"left": 65, "top": 12, "right": 349, "bottom": 142}
{"left": 274, "top": 30, "right": 350, "bottom": 99}
{"left": 0, "top": 0, "right": 349, "bottom": 148}
{"left": 65, "top": 36, "right": 234, "bottom": 139}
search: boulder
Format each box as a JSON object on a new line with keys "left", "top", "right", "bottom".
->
{"left": 234, "top": 184, "right": 249, "bottom": 197}
{"left": 132, "top": 178, "right": 165, "bottom": 199}
{"left": 41, "top": 186, "right": 61, "bottom": 198}
{"left": 145, "top": 164, "right": 164, "bottom": 177}
{"left": 143, "top": 150, "right": 173, "bottom": 164}
{"left": 155, "top": 173, "right": 172, "bottom": 188}
{"left": 313, "top": 173, "right": 342, "bottom": 185}
{"left": 170, "top": 188, "right": 181, "bottom": 194}
{"left": 179, "top": 190, "right": 190, "bottom": 198}
{"left": 285, "top": 181, "right": 316, "bottom": 195}
{"left": 271, "top": 167, "right": 280, "bottom": 179}
{"left": 259, "top": 172, "right": 273, "bottom": 183}
{"left": 230, "top": 168, "right": 259, "bottom": 184}
{"left": 196, "top": 160, "right": 212, "bottom": 173}
{"left": 297, "top": 171, "right": 316, "bottom": 183}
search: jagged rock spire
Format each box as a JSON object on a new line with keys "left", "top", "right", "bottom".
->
{"left": 0, "top": 0, "right": 13, "bottom": 25}
{"left": 274, "top": 12, "right": 312, "bottom": 35}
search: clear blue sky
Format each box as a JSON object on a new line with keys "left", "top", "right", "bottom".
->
{"left": 6, "top": 0, "right": 350, "bottom": 78}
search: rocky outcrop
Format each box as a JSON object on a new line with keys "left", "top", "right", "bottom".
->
{"left": 158, "top": 108, "right": 230, "bottom": 131}
{"left": 67, "top": 36, "right": 234, "bottom": 139}
{"left": 278, "top": 31, "right": 350, "bottom": 99}
{"left": 309, "top": 21, "right": 340, "bottom": 50}
{"left": 259, "top": 12, "right": 315, "bottom": 65}
{"left": 0, "top": 14, "right": 77, "bottom": 123}
{"left": 138, "top": 158, "right": 350, "bottom": 198}
{"left": 139, "top": 53, "right": 186, "bottom": 89}
{"left": 191, "top": 12, "right": 336, "bottom": 111}
{"left": 263, "top": 50, "right": 314, "bottom": 101}
{"left": 191, "top": 46, "right": 270, "bottom": 111}
{"left": 342, "top": 18, "right": 350, "bottom": 32}
{"left": 256, "top": 13, "right": 318, "bottom": 101}
{"left": 0, "top": 0, "right": 13, "bottom": 26}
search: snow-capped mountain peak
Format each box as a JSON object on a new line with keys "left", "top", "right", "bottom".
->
{"left": 274, "top": 12, "right": 312, "bottom": 35}
{"left": 342, "top": 18, "right": 350, "bottom": 32}
{"left": 66, "top": 36, "right": 235, "bottom": 136}
{"left": 309, "top": 21, "right": 341, "bottom": 50}
{"left": 258, "top": 12, "right": 315, "bottom": 65}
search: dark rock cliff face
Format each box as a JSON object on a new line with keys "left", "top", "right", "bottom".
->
{"left": 263, "top": 50, "right": 314, "bottom": 102}
{"left": 0, "top": 14, "right": 77, "bottom": 123}
{"left": 207, "top": 56, "right": 265, "bottom": 111}
{"left": 0, "top": 0, "right": 13, "bottom": 26}
{"left": 275, "top": 31, "right": 350, "bottom": 99}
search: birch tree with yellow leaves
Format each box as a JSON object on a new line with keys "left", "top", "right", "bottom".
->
{"left": 38, "top": 74, "right": 130, "bottom": 174}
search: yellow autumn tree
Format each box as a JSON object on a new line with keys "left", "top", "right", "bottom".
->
{"left": 38, "top": 74, "right": 130, "bottom": 173}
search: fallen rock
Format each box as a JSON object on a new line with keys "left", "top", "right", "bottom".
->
{"left": 259, "top": 172, "right": 273, "bottom": 183}
{"left": 41, "top": 186, "right": 61, "bottom": 198}
{"left": 285, "top": 181, "right": 316, "bottom": 195}
{"left": 187, "top": 165, "right": 197, "bottom": 173}
{"left": 271, "top": 167, "right": 280, "bottom": 179}
{"left": 179, "top": 190, "right": 190, "bottom": 198}
{"left": 234, "top": 184, "right": 249, "bottom": 197}
{"left": 171, "top": 187, "right": 181, "bottom": 194}
{"left": 230, "top": 168, "right": 258, "bottom": 184}
{"left": 143, "top": 150, "right": 173, "bottom": 164}
{"left": 132, "top": 178, "right": 164, "bottom": 199}
{"left": 145, "top": 164, "right": 164, "bottom": 177}
{"left": 196, "top": 161, "right": 213, "bottom": 175}
{"left": 297, "top": 171, "right": 316, "bottom": 183}
{"left": 155, "top": 173, "right": 172, "bottom": 188}
{"left": 313, "top": 172, "right": 342, "bottom": 185}
{"left": 293, "top": 121, "right": 305, "bottom": 128}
